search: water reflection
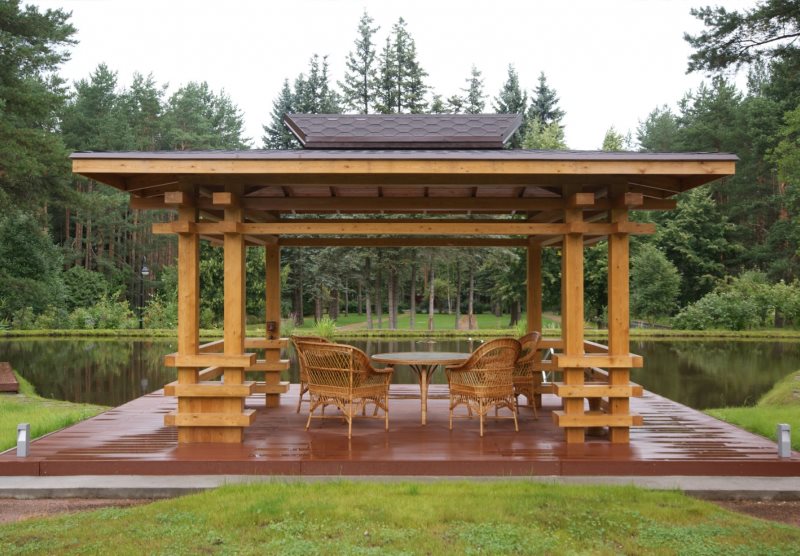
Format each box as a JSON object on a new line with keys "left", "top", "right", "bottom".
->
{"left": 0, "top": 337, "right": 798, "bottom": 410}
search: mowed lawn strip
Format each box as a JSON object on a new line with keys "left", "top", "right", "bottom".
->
{"left": 0, "top": 373, "right": 107, "bottom": 452}
{"left": 707, "top": 369, "right": 800, "bottom": 450}
{"left": 1, "top": 481, "right": 799, "bottom": 555}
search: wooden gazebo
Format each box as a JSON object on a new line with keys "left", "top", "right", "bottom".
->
{"left": 71, "top": 114, "right": 736, "bottom": 445}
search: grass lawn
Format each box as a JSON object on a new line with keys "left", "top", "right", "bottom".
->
{"left": 706, "top": 369, "right": 800, "bottom": 451}
{"left": 0, "top": 374, "right": 107, "bottom": 453}
{"left": 1, "top": 481, "right": 799, "bottom": 554}
{"left": 291, "top": 312, "right": 559, "bottom": 332}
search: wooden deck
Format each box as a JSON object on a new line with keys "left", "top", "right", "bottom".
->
{"left": 2, "top": 385, "right": 798, "bottom": 477}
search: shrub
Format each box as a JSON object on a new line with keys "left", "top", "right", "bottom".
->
{"left": 142, "top": 295, "right": 178, "bottom": 329}
{"left": 67, "top": 296, "right": 136, "bottom": 329}
{"left": 63, "top": 266, "right": 110, "bottom": 311}
{"left": 312, "top": 316, "right": 337, "bottom": 340}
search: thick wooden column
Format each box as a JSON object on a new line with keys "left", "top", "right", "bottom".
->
{"left": 263, "top": 243, "right": 282, "bottom": 407}
{"left": 526, "top": 238, "right": 542, "bottom": 335}
{"left": 608, "top": 184, "right": 633, "bottom": 443}
{"left": 557, "top": 187, "right": 586, "bottom": 443}
{"left": 175, "top": 190, "right": 200, "bottom": 443}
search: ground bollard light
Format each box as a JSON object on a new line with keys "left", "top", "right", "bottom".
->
{"left": 17, "top": 423, "right": 30, "bottom": 457}
{"left": 777, "top": 424, "right": 791, "bottom": 458}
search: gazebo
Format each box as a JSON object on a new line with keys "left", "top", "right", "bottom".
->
{"left": 71, "top": 114, "right": 736, "bottom": 445}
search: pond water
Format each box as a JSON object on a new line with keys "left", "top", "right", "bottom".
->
{"left": 0, "top": 337, "right": 798, "bottom": 410}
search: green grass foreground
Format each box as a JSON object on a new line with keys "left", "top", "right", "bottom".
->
{"left": 707, "top": 370, "right": 800, "bottom": 450}
{"left": 2, "top": 482, "right": 799, "bottom": 555}
{"left": 0, "top": 374, "right": 107, "bottom": 452}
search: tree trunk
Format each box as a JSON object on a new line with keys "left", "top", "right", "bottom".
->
{"left": 314, "top": 290, "right": 323, "bottom": 322}
{"left": 357, "top": 280, "right": 362, "bottom": 316}
{"left": 330, "top": 289, "right": 339, "bottom": 320}
{"left": 344, "top": 280, "right": 349, "bottom": 317}
{"left": 293, "top": 263, "right": 305, "bottom": 326}
{"left": 428, "top": 261, "right": 435, "bottom": 331}
{"left": 365, "top": 257, "right": 373, "bottom": 330}
{"left": 509, "top": 300, "right": 520, "bottom": 327}
{"left": 468, "top": 267, "right": 475, "bottom": 330}
{"left": 376, "top": 261, "right": 383, "bottom": 329}
{"left": 493, "top": 301, "right": 502, "bottom": 318}
{"left": 409, "top": 264, "right": 416, "bottom": 330}
{"left": 455, "top": 263, "right": 461, "bottom": 329}
{"left": 387, "top": 269, "right": 395, "bottom": 330}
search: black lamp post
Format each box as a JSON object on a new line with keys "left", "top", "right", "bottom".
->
{"left": 139, "top": 257, "right": 150, "bottom": 329}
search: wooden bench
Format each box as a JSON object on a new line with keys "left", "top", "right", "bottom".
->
{"left": 0, "top": 362, "right": 19, "bottom": 393}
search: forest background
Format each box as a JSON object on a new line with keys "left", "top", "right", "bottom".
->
{"left": 3, "top": 0, "right": 800, "bottom": 332}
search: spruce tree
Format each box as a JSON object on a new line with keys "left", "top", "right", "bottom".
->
{"left": 374, "top": 37, "right": 397, "bottom": 113}
{"left": 528, "top": 72, "right": 565, "bottom": 127}
{"left": 339, "top": 10, "right": 379, "bottom": 113}
{"left": 294, "top": 55, "right": 341, "bottom": 113}
{"left": 262, "top": 79, "right": 297, "bottom": 149}
{"left": 463, "top": 65, "right": 486, "bottom": 114}
{"left": 493, "top": 65, "right": 527, "bottom": 147}
{"left": 375, "top": 18, "right": 428, "bottom": 113}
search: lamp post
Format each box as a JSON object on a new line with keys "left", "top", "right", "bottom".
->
{"left": 139, "top": 257, "right": 150, "bottom": 329}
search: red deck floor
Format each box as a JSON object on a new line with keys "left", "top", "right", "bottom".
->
{"left": 2, "top": 385, "right": 798, "bottom": 477}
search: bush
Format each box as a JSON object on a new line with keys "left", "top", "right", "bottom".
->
{"left": 67, "top": 296, "right": 136, "bottom": 329}
{"left": 312, "top": 316, "right": 337, "bottom": 340}
{"left": 142, "top": 295, "right": 178, "bottom": 329}
{"left": 63, "top": 266, "right": 110, "bottom": 311}
{"left": 673, "top": 291, "right": 761, "bottom": 330}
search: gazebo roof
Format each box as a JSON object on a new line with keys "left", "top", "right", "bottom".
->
{"left": 283, "top": 113, "right": 523, "bottom": 149}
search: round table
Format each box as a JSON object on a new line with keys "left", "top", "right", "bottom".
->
{"left": 371, "top": 351, "right": 469, "bottom": 425}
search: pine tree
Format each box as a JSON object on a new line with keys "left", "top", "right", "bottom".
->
{"left": 294, "top": 55, "right": 341, "bottom": 114}
{"left": 463, "top": 65, "right": 486, "bottom": 114}
{"left": 601, "top": 126, "right": 632, "bottom": 151}
{"left": 528, "top": 72, "right": 565, "bottom": 127}
{"left": 0, "top": 0, "right": 76, "bottom": 208}
{"left": 493, "top": 65, "right": 527, "bottom": 148}
{"left": 374, "top": 37, "right": 397, "bottom": 113}
{"left": 375, "top": 18, "right": 428, "bottom": 113}
{"left": 262, "top": 79, "right": 297, "bottom": 149}
{"left": 339, "top": 10, "right": 379, "bottom": 113}
{"left": 429, "top": 94, "right": 447, "bottom": 114}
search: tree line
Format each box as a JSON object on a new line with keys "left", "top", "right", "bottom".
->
{"left": 2, "top": 0, "right": 800, "bottom": 331}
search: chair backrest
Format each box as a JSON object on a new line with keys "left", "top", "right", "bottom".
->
{"left": 517, "top": 331, "right": 542, "bottom": 365}
{"left": 295, "top": 341, "right": 367, "bottom": 390}
{"left": 462, "top": 338, "right": 521, "bottom": 373}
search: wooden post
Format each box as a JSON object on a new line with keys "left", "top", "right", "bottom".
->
{"left": 264, "top": 243, "right": 282, "bottom": 407}
{"left": 560, "top": 187, "right": 585, "bottom": 444}
{"left": 608, "top": 183, "right": 632, "bottom": 443}
{"left": 527, "top": 238, "right": 542, "bottom": 335}
{"left": 175, "top": 188, "right": 200, "bottom": 444}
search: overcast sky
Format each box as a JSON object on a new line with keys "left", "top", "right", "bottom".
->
{"left": 33, "top": 0, "right": 752, "bottom": 150}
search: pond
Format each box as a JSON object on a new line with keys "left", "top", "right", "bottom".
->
{"left": 0, "top": 337, "right": 798, "bottom": 410}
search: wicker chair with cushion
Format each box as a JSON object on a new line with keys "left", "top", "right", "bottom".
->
{"left": 513, "top": 331, "right": 542, "bottom": 418}
{"left": 295, "top": 340, "right": 393, "bottom": 438}
{"left": 445, "top": 338, "right": 521, "bottom": 437}
{"left": 290, "top": 335, "right": 331, "bottom": 413}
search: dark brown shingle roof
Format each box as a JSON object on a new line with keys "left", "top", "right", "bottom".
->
{"left": 283, "top": 113, "right": 523, "bottom": 149}
{"left": 70, "top": 149, "right": 739, "bottom": 161}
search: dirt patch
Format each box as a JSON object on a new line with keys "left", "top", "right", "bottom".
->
{"left": 716, "top": 500, "right": 800, "bottom": 528}
{"left": 0, "top": 499, "right": 150, "bottom": 524}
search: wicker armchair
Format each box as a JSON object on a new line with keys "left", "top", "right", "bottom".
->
{"left": 513, "top": 331, "right": 542, "bottom": 418}
{"left": 295, "top": 340, "right": 393, "bottom": 438}
{"left": 445, "top": 338, "right": 521, "bottom": 437}
{"left": 290, "top": 335, "right": 331, "bottom": 413}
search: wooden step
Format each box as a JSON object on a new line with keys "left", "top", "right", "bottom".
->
{"left": 552, "top": 410, "right": 643, "bottom": 428}
{"left": 248, "top": 359, "right": 289, "bottom": 372}
{"left": 164, "top": 409, "right": 256, "bottom": 427}
{"left": 245, "top": 338, "right": 288, "bottom": 349}
{"left": 553, "top": 353, "right": 643, "bottom": 369}
{"left": 252, "top": 381, "right": 290, "bottom": 394}
{"left": 554, "top": 383, "right": 643, "bottom": 398}
{"left": 171, "top": 381, "right": 255, "bottom": 398}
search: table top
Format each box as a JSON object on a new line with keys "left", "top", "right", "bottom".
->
{"left": 371, "top": 351, "right": 470, "bottom": 366}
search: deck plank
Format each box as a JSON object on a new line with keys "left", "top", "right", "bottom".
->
{"left": 1, "top": 385, "right": 798, "bottom": 476}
